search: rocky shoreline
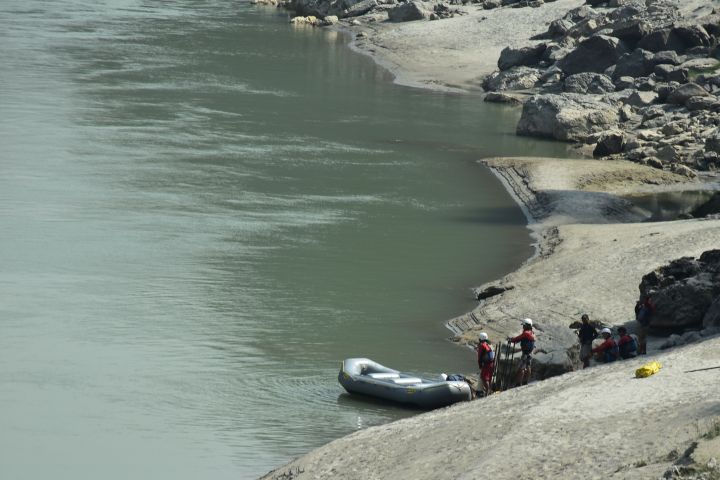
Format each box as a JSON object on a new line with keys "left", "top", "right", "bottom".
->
{"left": 254, "top": 0, "right": 720, "bottom": 477}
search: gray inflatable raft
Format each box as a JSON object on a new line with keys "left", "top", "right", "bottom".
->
{"left": 338, "top": 358, "right": 472, "bottom": 409}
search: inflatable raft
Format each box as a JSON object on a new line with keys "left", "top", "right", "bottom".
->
{"left": 338, "top": 358, "right": 472, "bottom": 409}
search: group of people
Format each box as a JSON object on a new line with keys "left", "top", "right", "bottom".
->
{"left": 473, "top": 301, "right": 653, "bottom": 397}
{"left": 475, "top": 318, "right": 535, "bottom": 397}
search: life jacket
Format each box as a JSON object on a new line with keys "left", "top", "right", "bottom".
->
{"left": 603, "top": 340, "right": 619, "bottom": 363}
{"left": 478, "top": 343, "right": 495, "bottom": 367}
{"left": 618, "top": 335, "right": 637, "bottom": 359}
{"left": 446, "top": 374, "right": 466, "bottom": 382}
{"left": 520, "top": 332, "right": 535, "bottom": 355}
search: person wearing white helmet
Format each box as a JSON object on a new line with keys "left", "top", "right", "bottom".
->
{"left": 508, "top": 318, "right": 536, "bottom": 386}
{"left": 592, "top": 327, "right": 619, "bottom": 363}
{"left": 476, "top": 332, "right": 495, "bottom": 398}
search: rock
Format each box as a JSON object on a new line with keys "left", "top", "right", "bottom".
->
{"left": 654, "top": 83, "right": 675, "bottom": 102}
{"left": 653, "top": 64, "right": 688, "bottom": 83}
{"left": 686, "top": 96, "right": 717, "bottom": 111}
{"left": 670, "top": 164, "right": 697, "bottom": 178}
{"left": 656, "top": 144, "right": 680, "bottom": 162}
{"left": 476, "top": 285, "right": 514, "bottom": 300}
{"left": 638, "top": 251, "right": 720, "bottom": 329}
{"left": 484, "top": 92, "right": 523, "bottom": 104}
{"left": 558, "top": 35, "right": 628, "bottom": 75}
{"left": 344, "top": 0, "right": 377, "bottom": 16}
{"left": 548, "top": 18, "right": 573, "bottom": 37}
{"left": 646, "top": 156, "right": 664, "bottom": 169}
{"left": 483, "top": 0, "right": 501, "bottom": 9}
{"left": 703, "top": 296, "right": 720, "bottom": 328}
{"left": 650, "top": 50, "right": 681, "bottom": 66}
{"left": 692, "top": 192, "right": 720, "bottom": 218}
{"left": 624, "top": 90, "right": 658, "bottom": 107}
{"left": 679, "top": 330, "right": 703, "bottom": 344}
{"left": 614, "top": 76, "right": 635, "bottom": 90}
{"left": 323, "top": 15, "right": 339, "bottom": 24}
{"left": 290, "top": 15, "right": 321, "bottom": 25}
{"left": 532, "top": 350, "right": 576, "bottom": 380}
{"left": 388, "top": 1, "right": 429, "bottom": 21}
{"left": 593, "top": 131, "right": 626, "bottom": 156}
{"left": 612, "top": 20, "right": 653, "bottom": 45}
{"left": 637, "top": 28, "right": 685, "bottom": 53}
{"left": 498, "top": 44, "right": 547, "bottom": 71}
{"left": 613, "top": 48, "right": 655, "bottom": 78}
{"left": 672, "top": 25, "right": 712, "bottom": 49}
{"left": 706, "top": 130, "right": 720, "bottom": 154}
{"left": 516, "top": 93, "right": 620, "bottom": 142}
{"left": 563, "top": 72, "right": 615, "bottom": 94}
{"left": 482, "top": 67, "right": 541, "bottom": 92}
{"left": 667, "top": 83, "right": 711, "bottom": 105}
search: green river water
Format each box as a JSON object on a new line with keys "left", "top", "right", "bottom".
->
{"left": 0, "top": 1, "right": 571, "bottom": 478}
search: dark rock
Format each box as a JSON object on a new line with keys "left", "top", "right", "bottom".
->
{"left": 483, "top": 92, "right": 523, "bottom": 104}
{"left": 593, "top": 131, "right": 625, "bottom": 156}
{"left": 646, "top": 156, "right": 664, "bottom": 169}
{"left": 563, "top": 72, "right": 615, "bottom": 94}
{"left": 653, "top": 83, "right": 675, "bottom": 102}
{"left": 613, "top": 48, "right": 655, "bottom": 78}
{"left": 498, "top": 44, "right": 547, "bottom": 71}
{"left": 548, "top": 18, "right": 573, "bottom": 37}
{"left": 706, "top": 130, "right": 720, "bottom": 153}
{"left": 692, "top": 192, "right": 720, "bottom": 218}
{"left": 637, "top": 77, "right": 656, "bottom": 91}
{"left": 612, "top": 20, "right": 652, "bottom": 46}
{"left": 558, "top": 35, "right": 628, "bottom": 75}
{"left": 476, "top": 285, "right": 514, "bottom": 300}
{"left": 653, "top": 64, "right": 688, "bottom": 83}
{"left": 637, "top": 28, "right": 685, "bottom": 53}
{"left": 388, "top": 1, "right": 429, "bottom": 21}
{"left": 614, "top": 76, "right": 635, "bottom": 90}
{"left": 650, "top": 50, "right": 681, "bottom": 66}
{"left": 624, "top": 90, "right": 658, "bottom": 106}
{"left": 638, "top": 252, "right": 720, "bottom": 329}
{"left": 483, "top": 0, "right": 501, "bottom": 8}
{"left": 482, "top": 67, "right": 541, "bottom": 91}
{"left": 686, "top": 96, "right": 717, "bottom": 111}
{"left": 667, "top": 83, "right": 711, "bottom": 105}
{"left": 516, "top": 93, "right": 620, "bottom": 141}
{"left": 672, "top": 25, "right": 712, "bottom": 49}
{"left": 702, "top": 296, "right": 720, "bottom": 328}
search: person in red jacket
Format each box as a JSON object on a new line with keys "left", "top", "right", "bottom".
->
{"left": 476, "top": 332, "right": 495, "bottom": 397}
{"left": 592, "top": 328, "right": 619, "bottom": 363}
{"left": 508, "top": 318, "right": 535, "bottom": 386}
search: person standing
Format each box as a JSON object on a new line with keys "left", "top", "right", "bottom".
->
{"left": 476, "top": 332, "right": 495, "bottom": 398}
{"left": 577, "top": 314, "right": 598, "bottom": 369}
{"left": 592, "top": 328, "right": 619, "bottom": 363}
{"left": 508, "top": 318, "right": 535, "bottom": 386}
{"left": 635, "top": 297, "right": 655, "bottom": 355}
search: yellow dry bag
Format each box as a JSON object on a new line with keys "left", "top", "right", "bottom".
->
{"left": 635, "top": 361, "right": 662, "bottom": 378}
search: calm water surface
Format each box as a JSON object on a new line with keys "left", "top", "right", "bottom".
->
{"left": 0, "top": 1, "right": 571, "bottom": 478}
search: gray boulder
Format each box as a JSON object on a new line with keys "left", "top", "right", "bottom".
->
{"left": 653, "top": 64, "right": 688, "bottom": 83}
{"left": 498, "top": 44, "right": 547, "bottom": 71}
{"left": 548, "top": 18, "right": 573, "bottom": 37}
{"left": 650, "top": 50, "right": 681, "bottom": 66}
{"left": 388, "top": 1, "right": 429, "bottom": 21}
{"left": 624, "top": 90, "right": 658, "bottom": 107}
{"left": 482, "top": 67, "right": 541, "bottom": 91}
{"left": 706, "top": 130, "right": 720, "bottom": 154}
{"left": 672, "top": 25, "right": 712, "bottom": 49}
{"left": 686, "top": 96, "right": 717, "bottom": 111}
{"left": 667, "top": 83, "right": 710, "bottom": 105}
{"left": 563, "top": 72, "right": 615, "bottom": 94}
{"left": 558, "top": 35, "right": 628, "bottom": 75}
{"left": 516, "top": 93, "right": 620, "bottom": 142}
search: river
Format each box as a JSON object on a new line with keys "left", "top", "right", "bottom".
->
{"left": 0, "top": 1, "right": 570, "bottom": 478}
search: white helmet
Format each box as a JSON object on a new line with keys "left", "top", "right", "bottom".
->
{"left": 601, "top": 327, "right": 612, "bottom": 335}
{"left": 522, "top": 318, "right": 533, "bottom": 327}
{"left": 478, "top": 332, "right": 489, "bottom": 341}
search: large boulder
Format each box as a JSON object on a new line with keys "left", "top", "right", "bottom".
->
{"left": 593, "top": 131, "right": 625, "bottom": 156}
{"left": 672, "top": 25, "right": 712, "bottom": 49}
{"left": 637, "top": 28, "right": 685, "bottom": 53}
{"left": 667, "top": 82, "right": 711, "bottom": 105}
{"left": 703, "top": 297, "right": 720, "bottom": 328}
{"left": 516, "top": 93, "right": 620, "bottom": 142}
{"left": 612, "top": 48, "right": 655, "bottom": 78}
{"left": 558, "top": 35, "right": 628, "bottom": 75}
{"left": 482, "top": 67, "right": 541, "bottom": 92}
{"left": 638, "top": 250, "right": 720, "bottom": 329}
{"left": 563, "top": 72, "right": 615, "bottom": 94}
{"left": 498, "top": 44, "right": 547, "bottom": 71}
{"left": 388, "top": 1, "right": 430, "bottom": 21}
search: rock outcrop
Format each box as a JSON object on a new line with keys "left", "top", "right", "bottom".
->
{"left": 638, "top": 250, "right": 720, "bottom": 330}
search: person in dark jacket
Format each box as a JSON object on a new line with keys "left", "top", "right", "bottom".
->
{"left": 508, "top": 318, "right": 535, "bottom": 386}
{"left": 577, "top": 314, "right": 598, "bottom": 369}
{"left": 617, "top": 326, "right": 638, "bottom": 359}
{"left": 635, "top": 296, "right": 655, "bottom": 355}
{"left": 592, "top": 328, "right": 619, "bottom": 363}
